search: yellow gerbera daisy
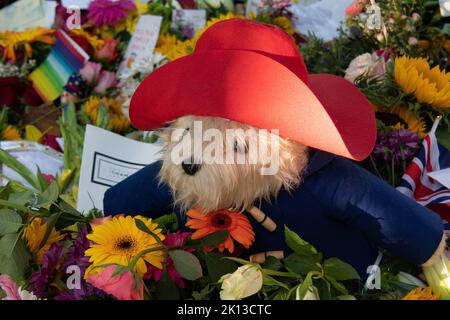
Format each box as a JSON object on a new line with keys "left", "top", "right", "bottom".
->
{"left": 372, "top": 104, "right": 427, "bottom": 138}
{"left": 394, "top": 56, "right": 450, "bottom": 109}
{"left": 23, "top": 217, "right": 65, "bottom": 263}
{"left": 0, "top": 27, "right": 55, "bottom": 62}
{"left": 401, "top": 287, "right": 441, "bottom": 300}
{"left": 85, "top": 215, "right": 165, "bottom": 277}
{"left": 83, "top": 96, "right": 130, "bottom": 133}
{"left": 69, "top": 28, "right": 104, "bottom": 50}
{"left": 1, "top": 125, "right": 21, "bottom": 140}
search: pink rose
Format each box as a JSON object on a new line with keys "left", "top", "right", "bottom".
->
{"left": 0, "top": 275, "right": 21, "bottom": 300}
{"left": 95, "top": 39, "right": 119, "bottom": 63}
{"left": 87, "top": 265, "right": 144, "bottom": 300}
{"left": 93, "top": 70, "right": 118, "bottom": 94}
{"left": 80, "top": 61, "right": 103, "bottom": 84}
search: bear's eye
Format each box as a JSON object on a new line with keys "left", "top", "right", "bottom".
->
{"left": 234, "top": 140, "right": 248, "bottom": 154}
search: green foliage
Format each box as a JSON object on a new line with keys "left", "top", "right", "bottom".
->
{"left": 169, "top": 250, "right": 203, "bottom": 280}
{"left": 300, "top": 29, "right": 372, "bottom": 76}
{"left": 205, "top": 252, "right": 238, "bottom": 282}
{"left": 0, "top": 233, "right": 30, "bottom": 281}
{"left": 0, "top": 209, "right": 22, "bottom": 236}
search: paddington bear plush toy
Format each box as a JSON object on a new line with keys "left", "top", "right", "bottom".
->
{"left": 103, "top": 19, "right": 446, "bottom": 278}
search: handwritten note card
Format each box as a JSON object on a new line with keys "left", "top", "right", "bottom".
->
{"left": 118, "top": 15, "right": 163, "bottom": 76}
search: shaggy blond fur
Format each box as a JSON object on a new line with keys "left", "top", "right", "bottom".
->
{"left": 158, "top": 116, "right": 309, "bottom": 213}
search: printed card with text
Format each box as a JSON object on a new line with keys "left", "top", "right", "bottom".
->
{"left": 77, "top": 125, "right": 163, "bottom": 214}
{"left": 118, "top": 14, "right": 163, "bottom": 76}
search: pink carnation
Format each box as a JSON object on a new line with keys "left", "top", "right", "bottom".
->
{"left": 0, "top": 275, "right": 21, "bottom": 300}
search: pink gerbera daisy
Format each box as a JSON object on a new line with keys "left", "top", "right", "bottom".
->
{"left": 88, "top": 0, "right": 137, "bottom": 27}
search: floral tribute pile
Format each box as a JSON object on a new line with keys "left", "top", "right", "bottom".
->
{"left": 0, "top": 0, "right": 449, "bottom": 300}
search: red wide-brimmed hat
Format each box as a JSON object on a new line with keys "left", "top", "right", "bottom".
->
{"left": 130, "top": 18, "right": 376, "bottom": 160}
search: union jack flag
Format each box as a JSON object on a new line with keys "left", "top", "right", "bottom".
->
{"left": 396, "top": 117, "right": 450, "bottom": 229}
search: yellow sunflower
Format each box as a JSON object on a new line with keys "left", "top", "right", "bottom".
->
{"left": 156, "top": 13, "right": 296, "bottom": 62}
{"left": 0, "top": 27, "right": 55, "bottom": 62}
{"left": 23, "top": 217, "right": 65, "bottom": 263}
{"left": 1, "top": 125, "right": 21, "bottom": 140}
{"left": 155, "top": 34, "right": 192, "bottom": 61}
{"left": 394, "top": 56, "right": 450, "bottom": 109}
{"left": 401, "top": 287, "right": 441, "bottom": 300}
{"left": 85, "top": 215, "right": 165, "bottom": 277}
{"left": 273, "top": 16, "right": 296, "bottom": 36}
{"left": 372, "top": 104, "right": 427, "bottom": 137}
{"left": 156, "top": 12, "right": 238, "bottom": 61}
{"left": 69, "top": 28, "right": 104, "bottom": 50}
{"left": 83, "top": 96, "right": 130, "bottom": 133}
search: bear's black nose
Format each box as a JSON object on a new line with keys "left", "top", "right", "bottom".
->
{"left": 182, "top": 161, "right": 201, "bottom": 175}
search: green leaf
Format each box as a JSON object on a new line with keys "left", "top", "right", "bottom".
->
{"left": 205, "top": 253, "right": 238, "bottom": 283}
{"left": 224, "top": 257, "right": 251, "bottom": 265}
{"left": 200, "top": 230, "right": 229, "bottom": 247}
{"left": 192, "top": 284, "right": 216, "bottom": 300}
{"left": 135, "top": 219, "right": 163, "bottom": 244}
{"left": 7, "top": 190, "right": 34, "bottom": 206}
{"left": 0, "top": 234, "right": 31, "bottom": 281}
{"left": 37, "top": 212, "right": 62, "bottom": 252}
{"left": 5, "top": 180, "right": 29, "bottom": 193}
{"left": 285, "top": 226, "right": 321, "bottom": 260}
{"left": 294, "top": 271, "right": 314, "bottom": 300}
{"left": 35, "top": 181, "right": 59, "bottom": 207}
{"left": 440, "top": 23, "right": 450, "bottom": 36}
{"left": 155, "top": 270, "right": 180, "bottom": 300}
{"left": 154, "top": 214, "right": 177, "bottom": 228}
{"left": 270, "top": 288, "right": 290, "bottom": 300}
{"left": 323, "top": 258, "right": 360, "bottom": 281}
{"left": 437, "top": 125, "right": 450, "bottom": 152}
{"left": 0, "top": 209, "right": 22, "bottom": 236}
{"left": 262, "top": 274, "right": 290, "bottom": 290}
{"left": 325, "top": 275, "right": 348, "bottom": 295}
{"left": 0, "top": 149, "right": 40, "bottom": 190}
{"left": 169, "top": 250, "right": 203, "bottom": 280}
{"left": 284, "top": 253, "right": 321, "bottom": 276}
{"left": 111, "top": 265, "right": 129, "bottom": 278}
{"left": 263, "top": 256, "right": 283, "bottom": 271}
{"left": 35, "top": 167, "right": 50, "bottom": 192}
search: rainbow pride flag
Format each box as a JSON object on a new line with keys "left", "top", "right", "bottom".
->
{"left": 29, "top": 30, "right": 89, "bottom": 103}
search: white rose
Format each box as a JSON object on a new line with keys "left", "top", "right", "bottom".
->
{"left": 219, "top": 264, "right": 263, "bottom": 300}
{"left": 344, "top": 52, "right": 387, "bottom": 83}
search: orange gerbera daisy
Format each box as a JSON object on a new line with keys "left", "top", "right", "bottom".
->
{"left": 186, "top": 209, "right": 255, "bottom": 254}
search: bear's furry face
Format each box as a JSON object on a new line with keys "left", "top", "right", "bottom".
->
{"left": 157, "top": 115, "right": 309, "bottom": 213}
